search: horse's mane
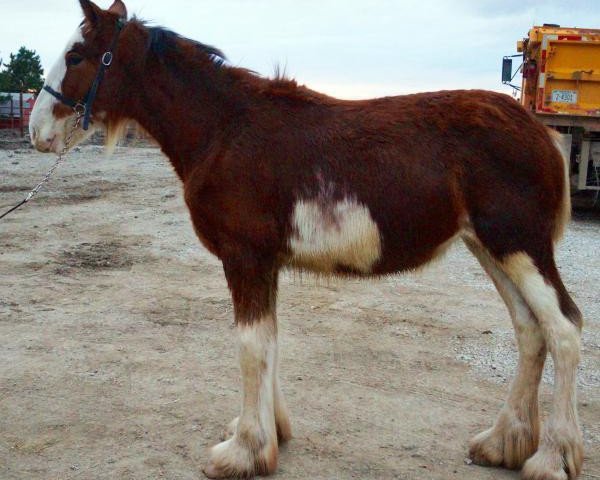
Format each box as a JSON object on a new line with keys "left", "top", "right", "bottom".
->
{"left": 132, "top": 19, "right": 331, "bottom": 105}
{"left": 144, "top": 23, "right": 227, "bottom": 67}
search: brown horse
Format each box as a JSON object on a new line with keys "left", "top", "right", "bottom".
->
{"left": 29, "top": 1, "right": 585, "bottom": 478}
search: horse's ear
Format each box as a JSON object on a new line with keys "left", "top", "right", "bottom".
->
{"left": 108, "top": 0, "right": 127, "bottom": 20}
{"left": 79, "top": 0, "right": 102, "bottom": 24}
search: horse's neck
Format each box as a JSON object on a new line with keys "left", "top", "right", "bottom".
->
{"left": 126, "top": 52, "right": 248, "bottom": 180}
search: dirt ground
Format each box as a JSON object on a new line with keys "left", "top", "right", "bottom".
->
{"left": 1, "top": 144, "right": 598, "bottom": 480}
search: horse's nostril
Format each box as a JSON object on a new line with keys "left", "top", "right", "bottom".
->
{"left": 31, "top": 127, "right": 38, "bottom": 142}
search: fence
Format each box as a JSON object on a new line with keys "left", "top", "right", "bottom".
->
{"left": 0, "top": 92, "right": 35, "bottom": 135}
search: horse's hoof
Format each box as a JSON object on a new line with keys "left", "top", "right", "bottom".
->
{"left": 203, "top": 438, "right": 278, "bottom": 479}
{"left": 469, "top": 414, "right": 538, "bottom": 469}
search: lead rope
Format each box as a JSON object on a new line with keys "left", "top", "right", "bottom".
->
{"left": 0, "top": 113, "right": 82, "bottom": 221}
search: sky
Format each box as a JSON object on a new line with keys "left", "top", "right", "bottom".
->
{"left": 1, "top": 0, "right": 600, "bottom": 99}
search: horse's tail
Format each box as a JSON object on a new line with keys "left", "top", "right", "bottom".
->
{"left": 548, "top": 128, "right": 572, "bottom": 242}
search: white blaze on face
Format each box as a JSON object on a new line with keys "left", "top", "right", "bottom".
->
{"left": 29, "top": 26, "right": 84, "bottom": 152}
{"left": 289, "top": 197, "right": 382, "bottom": 273}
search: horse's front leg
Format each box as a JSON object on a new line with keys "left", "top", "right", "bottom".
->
{"left": 203, "top": 257, "right": 286, "bottom": 479}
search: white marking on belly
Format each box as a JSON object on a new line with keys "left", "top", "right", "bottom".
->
{"left": 289, "top": 198, "right": 382, "bottom": 273}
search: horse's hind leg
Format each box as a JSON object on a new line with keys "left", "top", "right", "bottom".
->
{"left": 464, "top": 237, "right": 546, "bottom": 469}
{"left": 500, "top": 250, "right": 583, "bottom": 480}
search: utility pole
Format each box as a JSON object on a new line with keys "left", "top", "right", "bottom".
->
{"left": 9, "top": 96, "right": 14, "bottom": 130}
{"left": 19, "top": 80, "right": 24, "bottom": 138}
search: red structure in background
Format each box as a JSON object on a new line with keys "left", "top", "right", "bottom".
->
{"left": 0, "top": 93, "right": 36, "bottom": 131}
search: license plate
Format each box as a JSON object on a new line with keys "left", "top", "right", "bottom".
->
{"left": 551, "top": 90, "right": 578, "bottom": 104}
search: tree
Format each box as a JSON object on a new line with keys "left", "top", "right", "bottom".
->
{"left": 0, "top": 47, "right": 44, "bottom": 93}
{"left": 0, "top": 58, "right": 7, "bottom": 102}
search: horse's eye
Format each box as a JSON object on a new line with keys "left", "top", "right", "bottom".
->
{"left": 66, "top": 53, "right": 84, "bottom": 67}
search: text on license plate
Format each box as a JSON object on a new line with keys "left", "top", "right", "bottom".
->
{"left": 551, "top": 90, "right": 578, "bottom": 104}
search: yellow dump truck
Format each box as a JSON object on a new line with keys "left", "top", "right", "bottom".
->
{"left": 503, "top": 24, "right": 600, "bottom": 200}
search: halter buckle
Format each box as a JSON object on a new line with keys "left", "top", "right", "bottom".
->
{"left": 101, "top": 51, "right": 113, "bottom": 66}
{"left": 74, "top": 103, "right": 86, "bottom": 117}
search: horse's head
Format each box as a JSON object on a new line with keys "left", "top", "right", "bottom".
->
{"left": 30, "top": 0, "right": 128, "bottom": 153}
